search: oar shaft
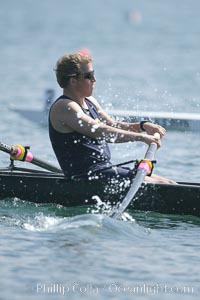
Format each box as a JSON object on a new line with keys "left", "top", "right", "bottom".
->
{"left": 0, "top": 141, "right": 62, "bottom": 173}
{"left": 145, "top": 142, "right": 157, "bottom": 160}
{"left": 31, "top": 156, "right": 62, "bottom": 173}
{"left": 111, "top": 135, "right": 160, "bottom": 219}
{"left": 0, "top": 142, "right": 12, "bottom": 154}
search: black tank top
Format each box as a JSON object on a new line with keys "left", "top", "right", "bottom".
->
{"left": 49, "top": 96, "right": 112, "bottom": 177}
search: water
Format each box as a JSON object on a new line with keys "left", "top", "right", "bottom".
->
{"left": 0, "top": 0, "right": 200, "bottom": 299}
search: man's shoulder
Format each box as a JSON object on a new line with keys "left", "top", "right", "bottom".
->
{"left": 86, "top": 96, "right": 99, "bottom": 107}
{"left": 51, "top": 97, "right": 81, "bottom": 113}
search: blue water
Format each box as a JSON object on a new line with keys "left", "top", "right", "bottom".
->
{"left": 0, "top": 0, "right": 200, "bottom": 299}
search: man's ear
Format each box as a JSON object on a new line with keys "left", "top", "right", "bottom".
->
{"left": 70, "top": 77, "right": 77, "bottom": 86}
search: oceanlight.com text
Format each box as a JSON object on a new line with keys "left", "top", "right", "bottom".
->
{"left": 34, "top": 283, "right": 194, "bottom": 295}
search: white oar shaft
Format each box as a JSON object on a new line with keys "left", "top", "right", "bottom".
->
{"left": 111, "top": 134, "right": 160, "bottom": 219}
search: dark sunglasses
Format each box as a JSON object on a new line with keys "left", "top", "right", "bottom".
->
{"left": 82, "top": 70, "right": 95, "bottom": 80}
{"left": 66, "top": 70, "right": 95, "bottom": 80}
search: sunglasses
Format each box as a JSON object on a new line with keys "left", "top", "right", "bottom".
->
{"left": 82, "top": 70, "right": 95, "bottom": 80}
{"left": 66, "top": 70, "right": 95, "bottom": 80}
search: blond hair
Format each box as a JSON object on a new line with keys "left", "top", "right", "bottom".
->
{"left": 55, "top": 53, "right": 93, "bottom": 88}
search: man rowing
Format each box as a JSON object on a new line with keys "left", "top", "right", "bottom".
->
{"left": 49, "top": 53, "right": 175, "bottom": 184}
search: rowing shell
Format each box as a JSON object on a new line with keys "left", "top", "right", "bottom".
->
{"left": 0, "top": 168, "right": 199, "bottom": 217}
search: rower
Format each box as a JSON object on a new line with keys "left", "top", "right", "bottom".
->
{"left": 49, "top": 53, "right": 176, "bottom": 184}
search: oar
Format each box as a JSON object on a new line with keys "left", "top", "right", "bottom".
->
{"left": 110, "top": 133, "right": 160, "bottom": 219}
{"left": 0, "top": 141, "right": 63, "bottom": 173}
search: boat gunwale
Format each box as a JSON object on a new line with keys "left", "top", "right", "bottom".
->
{"left": 0, "top": 169, "right": 200, "bottom": 189}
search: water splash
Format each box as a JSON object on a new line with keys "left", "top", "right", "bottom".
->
{"left": 23, "top": 213, "right": 63, "bottom": 231}
{"left": 88, "top": 195, "right": 136, "bottom": 223}
{"left": 0, "top": 198, "right": 156, "bottom": 243}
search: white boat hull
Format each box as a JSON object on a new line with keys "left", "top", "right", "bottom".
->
{"left": 10, "top": 107, "right": 200, "bottom": 132}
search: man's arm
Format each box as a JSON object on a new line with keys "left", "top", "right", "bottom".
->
{"left": 88, "top": 96, "right": 166, "bottom": 137}
{"left": 50, "top": 98, "right": 161, "bottom": 147}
